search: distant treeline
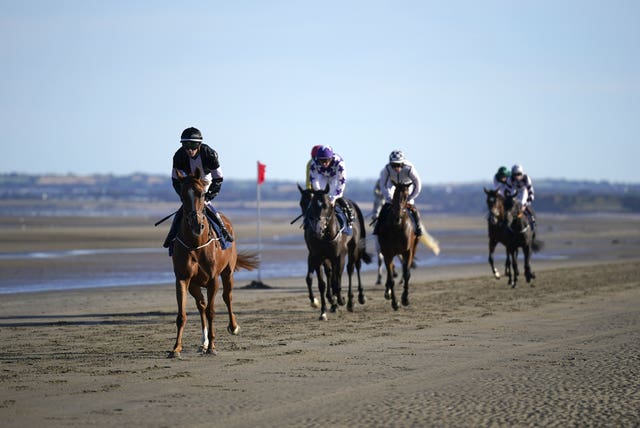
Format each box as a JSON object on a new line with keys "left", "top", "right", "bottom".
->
{"left": 1, "top": 173, "right": 639, "bottom": 214}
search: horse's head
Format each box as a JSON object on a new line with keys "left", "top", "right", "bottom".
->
{"left": 389, "top": 183, "right": 411, "bottom": 227}
{"left": 178, "top": 169, "right": 207, "bottom": 238}
{"left": 304, "top": 184, "right": 336, "bottom": 239}
{"left": 297, "top": 183, "right": 312, "bottom": 215}
{"left": 484, "top": 187, "right": 504, "bottom": 226}
{"left": 505, "top": 194, "right": 528, "bottom": 234}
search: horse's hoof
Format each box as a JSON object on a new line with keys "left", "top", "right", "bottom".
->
{"left": 358, "top": 295, "right": 366, "bottom": 305}
{"left": 337, "top": 296, "right": 346, "bottom": 306}
{"left": 204, "top": 348, "right": 218, "bottom": 356}
{"left": 330, "top": 304, "right": 338, "bottom": 313}
{"left": 494, "top": 272, "right": 501, "bottom": 279}
{"left": 319, "top": 313, "right": 328, "bottom": 321}
{"left": 310, "top": 297, "right": 320, "bottom": 308}
{"left": 167, "top": 351, "right": 181, "bottom": 359}
{"left": 384, "top": 290, "right": 391, "bottom": 300}
{"left": 228, "top": 325, "right": 240, "bottom": 335}
{"left": 511, "top": 283, "right": 517, "bottom": 289}
{"left": 402, "top": 297, "right": 409, "bottom": 307}
{"left": 392, "top": 301, "right": 399, "bottom": 311}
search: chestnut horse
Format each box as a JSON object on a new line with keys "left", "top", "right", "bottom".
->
{"left": 484, "top": 188, "right": 511, "bottom": 282}
{"left": 376, "top": 183, "right": 418, "bottom": 310}
{"left": 168, "top": 170, "right": 259, "bottom": 358}
{"left": 298, "top": 184, "right": 371, "bottom": 320}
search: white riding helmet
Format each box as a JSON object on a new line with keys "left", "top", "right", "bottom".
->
{"left": 511, "top": 164, "right": 524, "bottom": 176}
{"left": 389, "top": 150, "right": 405, "bottom": 163}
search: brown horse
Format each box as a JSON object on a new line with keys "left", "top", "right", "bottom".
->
{"left": 168, "top": 170, "right": 259, "bottom": 358}
{"left": 298, "top": 184, "right": 371, "bottom": 320}
{"left": 484, "top": 188, "right": 511, "bottom": 281}
{"left": 376, "top": 183, "right": 418, "bottom": 310}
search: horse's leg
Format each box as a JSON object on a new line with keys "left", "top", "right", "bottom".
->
{"left": 524, "top": 244, "right": 533, "bottom": 284}
{"left": 376, "top": 251, "right": 384, "bottom": 285}
{"left": 220, "top": 268, "right": 239, "bottom": 335}
{"left": 169, "top": 279, "right": 189, "bottom": 358}
{"left": 383, "top": 253, "right": 398, "bottom": 310}
{"left": 317, "top": 266, "right": 328, "bottom": 321}
{"left": 488, "top": 239, "right": 500, "bottom": 279}
{"left": 401, "top": 249, "right": 413, "bottom": 307}
{"left": 189, "top": 284, "right": 209, "bottom": 354}
{"left": 333, "top": 254, "right": 346, "bottom": 307}
{"left": 346, "top": 256, "right": 355, "bottom": 312}
{"left": 306, "top": 256, "right": 319, "bottom": 308}
{"left": 504, "top": 248, "right": 511, "bottom": 283}
{"left": 356, "top": 258, "right": 366, "bottom": 305}
{"left": 511, "top": 247, "right": 519, "bottom": 289}
{"left": 204, "top": 277, "right": 221, "bottom": 354}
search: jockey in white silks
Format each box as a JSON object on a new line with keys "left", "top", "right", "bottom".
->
{"left": 375, "top": 150, "right": 424, "bottom": 236}
{"left": 506, "top": 163, "right": 537, "bottom": 233}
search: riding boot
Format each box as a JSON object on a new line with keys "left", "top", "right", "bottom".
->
{"left": 206, "top": 206, "right": 234, "bottom": 242}
{"left": 338, "top": 198, "right": 354, "bottom": 228}
{"left": 408, "top": 205, "right": 424, "bottom": 236}
{"left": 163, "top": 210, "right": 183, "bottom": 248}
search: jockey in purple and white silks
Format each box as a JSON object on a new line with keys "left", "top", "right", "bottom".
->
{"left": 506, "top": 163, "right": 537, "bottom": 233}
{"left": 375, "top": 150, "right": 424, "bottom": 236}
{"left": 308, "top": 145, "right": 354, "bottom": 228}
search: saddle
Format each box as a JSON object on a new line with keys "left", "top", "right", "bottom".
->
{"left": 334, "top": 205, "right": 352, "bottom": 235}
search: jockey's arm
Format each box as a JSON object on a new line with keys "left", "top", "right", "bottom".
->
{"left": 407, "top": 168, "right": 422, "bottom": 203}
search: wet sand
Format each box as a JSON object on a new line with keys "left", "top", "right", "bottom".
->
{"left": 0, "top": 214, "right": 639, "bottom": 427}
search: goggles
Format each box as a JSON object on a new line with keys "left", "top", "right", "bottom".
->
{"left": 182, "top": 141, "right": 201, "bottom": 150}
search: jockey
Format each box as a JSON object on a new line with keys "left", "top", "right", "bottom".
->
{"left": 163, "top": 127, "right": 233, "bottom": 249}
{"left": 308, "top": 145, "right": 354, "bottom": 228}
{"left": 506, "top": 163, "right": 537, "bottom": 232}
{"left": 305, "top": 145, "right": 322, "bottom": 189}
{"left": 493, "top": 166, "right": 510, "bottom": 196}
{"left": 372, "top": 180, "right": 385, "bottom": 222}
{"left": 375, "top": 150, "right": 424, "bottom": 236}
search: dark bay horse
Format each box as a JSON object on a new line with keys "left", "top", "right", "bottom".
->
{"left": 169, "top": 170, "right": 259, "bottom": 357}
{"left": 484, "top": 188, "right": 511, "bottom": 281}
{"left": 376, "top": 183, "right": 418, "bottom": 310}
{"left": 298, "top": 184, "right": 371, "bottom": 320}
{"left": 505, "top": 195, "right": 543, "bottom": 288}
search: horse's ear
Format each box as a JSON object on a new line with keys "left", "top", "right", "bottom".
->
{"left": 297, "top": 183, "right": 304, "bottom": 193}
{"left": 194, "top": 169, "right": 202, "bottom": 179}
{"left": 324, "top": 183, "right": 330, "bottom": 194}
{"left": 484, "top": 187, "right": 489, "bottom": 194}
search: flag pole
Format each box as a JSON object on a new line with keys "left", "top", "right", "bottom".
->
{"left": 246, "top": 161, "right": 269, "bottom": 288}
{"left": 256, "top": 166, "right": 263, "bottom": 283}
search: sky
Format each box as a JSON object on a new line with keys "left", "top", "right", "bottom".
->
{"left": 1, "top": 1, "right": 639, "bottom": 184}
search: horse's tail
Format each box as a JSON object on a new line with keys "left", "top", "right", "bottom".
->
{"left": 351, "top": 200, "right": 372, "bottom": 265}
{"left": 531, "top": 238, "right": 544, "bottom": 253}
{"left": 419, "top": 223, "right": 441, "bottom": 256}
{"left": 235, "top": 251, "right": 260, "bottom": 271}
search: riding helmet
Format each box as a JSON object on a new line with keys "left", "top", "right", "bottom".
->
{"left": 180, "top": 127, "right": 203, "bottom": 143}
{"left": 315, "top": 145, "right": 334, "bottom": 160}
{"left": 496, "top": 166, "right": 510, "bottom": 179}
{"left": 310, "top": 145, "right": 322, "bottom": 158}
{"left": 511, "top": 164, "right": 524, "bottom": 176}
{"left": 389, "top": 150, "right": 405, "bottom": 163}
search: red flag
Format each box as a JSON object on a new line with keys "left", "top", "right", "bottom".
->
{"left": 257, "top": 161, "right": 266, "bottom": 185}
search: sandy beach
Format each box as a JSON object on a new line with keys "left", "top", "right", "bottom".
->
{"left": 1, "top": 213, "right": 639, "bottom": 427}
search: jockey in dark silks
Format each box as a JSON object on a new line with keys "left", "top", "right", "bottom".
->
{"left": 163, "top": 127, "right": 233, "bottom": 249}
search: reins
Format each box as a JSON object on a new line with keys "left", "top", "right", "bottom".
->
{"left": 174, "top": 235, "right": 219, "bottom": 251}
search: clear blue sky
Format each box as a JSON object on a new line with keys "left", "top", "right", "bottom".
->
{"left": 2, "top": 1, "right": 639, "bottom": 183}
